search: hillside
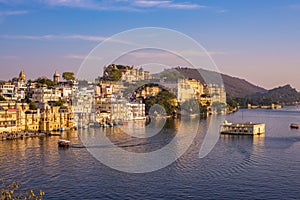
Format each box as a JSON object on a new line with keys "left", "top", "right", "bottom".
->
{"left": 249, "top": 84, "right": 300, "bottom": 104}
{"left": 170, "top": 67, "right": 267, "bottom": 98}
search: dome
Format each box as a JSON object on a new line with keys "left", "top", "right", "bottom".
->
{"left": 54, "top": 71, "right": 60, "bottom": 77}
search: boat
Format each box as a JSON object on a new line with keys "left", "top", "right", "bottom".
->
{"left": 290, "top": 123, "right": 299, "bottom": 129}
{"left": 82, "top": 125, "right": 88, "bottom": 129}
{"left": 58, "top": 139, "right": 70, "bottom": 147}
{"left": 220, "top": 120, "right": 265, "bottom": 135}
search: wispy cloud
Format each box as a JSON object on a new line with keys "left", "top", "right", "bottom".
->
{"left": 216, "top": 9, "right": 229, "bottom": 13}
{"left": 0, "top": 34, "right": 137, "bottom": 45}
{"left": 0, "top": 10, "right": 29, "bottom": 16}
{"left": 64, "top": 54, "right": 103, "bottom": 61}
{"left": 0, "top": 0, "right": 204, "bottom": 11}
{"left": 0, "top": 34, "right": 107, "bottom": 42}
{"left": 132, "top": 0, "right": 204, "bottom": 9}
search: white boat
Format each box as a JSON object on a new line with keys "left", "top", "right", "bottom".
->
{"left": 58, "top": 139, "right": 70, "bottom": 147}
{"left": 220, "top": 120, "right": 265, "bottom": 135}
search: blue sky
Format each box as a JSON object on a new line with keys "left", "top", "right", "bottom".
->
{"left": 0, "top": 0, "right": 300, "bottom": 90}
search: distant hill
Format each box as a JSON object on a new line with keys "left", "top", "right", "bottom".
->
{"left": 221, "top": 73, "right": 266, "bottom": 98}
{"left": 248, "top": 84, "right": 300, "bottom": 104}
{"left": 170, "top": 67, "right": 267, "bottom": 98}
{"left": 168, "top": 67, "right": 300, "bottom": 105}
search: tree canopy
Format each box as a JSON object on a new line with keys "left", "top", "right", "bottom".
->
{"left": 0, "top": 95, "right": 5, "bottom": 101}
{"left": 144, "top": 91, "right": 177, "bottom": 115}
{"left": 54, "top": 100, "right": 65, "bottom": 107}
{"left": 62, "top": 72, "right": 75, "bottom": 81}
{"left": 35, "top": 77, "right": 55, "bottom": 88}
{"left": 181, "top": 99, "right": 208, "bottom": 115}
{"left": 29, "top": 102, "right": 37, "bottom": 110}
{"left": 105, "top": 68, "right": 122, "bottom": 81}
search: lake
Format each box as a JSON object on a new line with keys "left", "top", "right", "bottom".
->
{"left": 1, "top": 107, "right": 300, "bottom": 199}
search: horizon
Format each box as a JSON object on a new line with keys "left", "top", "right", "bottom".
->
{"left": 0, "top": 0, "right": 300, "bottom": 90}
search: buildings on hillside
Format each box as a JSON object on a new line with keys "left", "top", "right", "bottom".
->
{"left": 103, "top": 64, "right": 151, "bottom": 83}
{"left": 0, "top": 102, "right": 74, "bottom": 134}
{"left": 0, "top": 66, "right": 228, "bottom": 133}
{"left": 0, "top": 70, "right": 76, "bottom": 133}
{"left": 93, "top": 81, "right": 146, "bottom": 123}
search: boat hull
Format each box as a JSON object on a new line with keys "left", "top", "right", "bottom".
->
{"left": 58, "top": 139, "right": 70, "bottom": 147}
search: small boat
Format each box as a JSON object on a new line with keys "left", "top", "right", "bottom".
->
{"left": 58, "top": 139, "right": 70, "bottom": 147}
{"left": 290, "top": 123, "right": 299, "bottom": 129}
{"left": 82, "top": 125, "right": 88, "bottom": 129}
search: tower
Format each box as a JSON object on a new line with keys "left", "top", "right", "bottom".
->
{"left": 53, "top": 71, "right": 60, "bottom": 84}
{"left": 18, "top": 70, "right": 26, "bottom": 83}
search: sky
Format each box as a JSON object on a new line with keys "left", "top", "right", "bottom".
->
{"left": 0, "top": 0, "right": 300, "bottom": 90}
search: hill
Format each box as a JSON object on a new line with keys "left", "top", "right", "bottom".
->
{"left": 169, "top": 67, "right": 267, "bottom": 98}
{"left": 248, "top": 84, "right": 300, "bottom": 105}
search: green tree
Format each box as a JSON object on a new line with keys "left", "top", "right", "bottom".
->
{"left": 11, "top": 77, "right": 18, "bottom": 83}
{"left": 108, "top": 68, "right": 122, "bottom": 81}
{"left": 227, "top": 98, "right": 238, "bottom": 109}
{"left": 212, "top": 102, "right": 226, "bottom": 113}
{"left": 144, "top": 91, "right": 177, "bottom": 115}
{"left": 145, "top": 96, "right": 156, "bottom": 113}
{"left": 181, "top": 99, "right": 208, "bottom": 115}
{"left": 35, "top": 77, "right": 55, "bottom": 88}
{"left": 29, "top": 102, "right": 37, "bottom": 110}
{"left": 62, "top": 72, "right": 75, "bottom": 81}
{"left": 54, "top": 100, "right": 65, "bottom": 107}
{"left": 23, "top": 95, "right": 31, "bottom": 104}
{"left": 181, "top": 99, "right": 200, "bottom": 114}
{"left": 0, "top": 95, "right": 5, "bottom": 101}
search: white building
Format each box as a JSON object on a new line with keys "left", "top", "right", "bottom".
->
{"left": 71, "top": 88, "right": 94, "bottom": 127}
{"left": 207, "top": 84, "right": 227, "bottom": 105}
{"left": 31, "top": 87, "right": 61, "bottom": 103}
{"left": 127, "top": 102, "right": 146, "bottom": 120}
{"left": 0, "top": 83, "right": 15, "bottom": 100}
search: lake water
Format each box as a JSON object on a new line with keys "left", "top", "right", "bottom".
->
{"left": 1, "top": 108, "right": 300, "bottom": 199}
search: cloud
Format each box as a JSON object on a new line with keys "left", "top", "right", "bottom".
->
{"left": 132, "top": 0, "right": 204, "bottom": 9}
{"left": 64, "top": 54, "right": 103, "bottom": 61}
{"left": 43, "top": 0, "right": 102, "bottom": 9}
{"left": 0, "top": 34, "right": 141, "bottom": 46}
{"left": 216, "top": 9, "right": 229, "bottom": 13}
{"left": 0, "top": 10, "right": 29, "bottom": 16}
{"left": 0, "top": 34, "right": 107, "bottom": 42}
{"left": 1, "top": 0, "right": 204, "bottom": 11}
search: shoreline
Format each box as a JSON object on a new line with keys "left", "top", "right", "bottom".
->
{"left": 0, "top": 131, "right": 63, "bottom": 141}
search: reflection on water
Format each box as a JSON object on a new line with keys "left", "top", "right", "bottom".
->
{"left": 0, "top": 109, "right": 300, "bottom": 199}
{"left": 77, "top": 116, "right": 201, "bottom": 173}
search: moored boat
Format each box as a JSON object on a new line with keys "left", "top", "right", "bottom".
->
{"left": 220, "top": 120, "right": 265, "bottom": 135}
{"left": 58, "top": 139, "right": 70, "bottom": 147}
{"left": 290, "top": 123, "right": 299, "bottom": 129}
